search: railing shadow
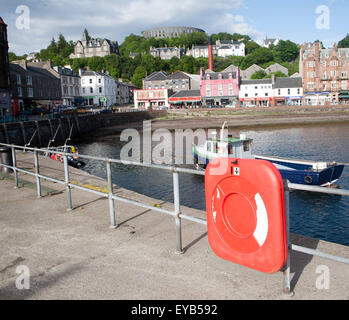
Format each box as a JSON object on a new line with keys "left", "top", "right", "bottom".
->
{"left": 289, "top": 234, "right": 320, "bottom": 292}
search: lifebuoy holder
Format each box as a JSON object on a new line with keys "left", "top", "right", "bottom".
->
{"left": 205, "top": 158, "right": 288, "bottom": 273}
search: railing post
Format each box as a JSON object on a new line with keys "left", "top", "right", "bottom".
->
{"left": 173, "top": 169, "right": 184, "bottom": 254}
{"left": 63, "top": 155, "right": 73, "bottom": 211}
{"left": 282, "top": 180, "right": 294, "bottom": 297}
{"left": 11, "top": 147, "right": 18, "bottom": 189}
{"left": 106, "top": 160, "right": 117, "bottom": 229}
{"left": 34, "top": 150, "right": 41, "bottom": 198}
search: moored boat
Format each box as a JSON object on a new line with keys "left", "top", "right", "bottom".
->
{"left": 192, "top": 123, "right": 344, "bottom": 186}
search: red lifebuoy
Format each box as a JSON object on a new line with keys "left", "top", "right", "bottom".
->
{"left": 205, "top": 158, "right": 287, "bottom": 274}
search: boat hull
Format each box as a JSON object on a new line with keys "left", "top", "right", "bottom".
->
{"left": 193, "top": 147, "right": 344, "bottom": 186}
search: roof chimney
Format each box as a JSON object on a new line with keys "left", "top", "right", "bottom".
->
{"left": 208, "top": 36, "right": 214, "bottom": 72}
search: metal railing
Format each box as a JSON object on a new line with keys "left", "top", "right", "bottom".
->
{"left": 0, "top": 142, "right": 348, "bottom": 296}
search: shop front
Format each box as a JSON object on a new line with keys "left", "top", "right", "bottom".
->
{"left": 240, "top": 97, "right": 273, "bottom": 107}
{"left": 286, "top": 96, "right": 303, "bottom": 106}
{"left": 169, "top": 95, "right": 201, "bottom": 109}
{"left": 339, "top": 91, "right": 349, "bottom": 104}
{"left": 274, "top": 97, "right": 286, "bottom": 106}
{"left": 304, "top": 92, "right": 331, "bottom": 106}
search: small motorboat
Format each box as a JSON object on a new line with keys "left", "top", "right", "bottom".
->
{"left": 47, "top": 145, "right": 86, "bottom": 169}
{"left": 192, "top": 122, "right": 344, "bottom": 186}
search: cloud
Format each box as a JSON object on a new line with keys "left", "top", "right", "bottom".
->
{"left": 1, "top": 0, "right": 261, "bottom": 55}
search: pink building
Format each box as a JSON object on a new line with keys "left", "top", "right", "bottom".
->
{"left": 200, "top": 65, "right": 240, "bottom": 107}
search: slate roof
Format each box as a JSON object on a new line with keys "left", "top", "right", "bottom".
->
{"left": 167, "top": 71, "right": 190, "bottom": 80}
{"left": 144, "top": 71, "right": 168, "bottom": 81}
{"left": 274, "top": 77, "right": 302, "bottom": 88}
{"left": 203, "top": 71, "right": 237, "bottom": 80}
{"left": 240, "top": 79, "right": 272, "bottom": 85}
{"left": 169, "top": 90, "right": 201, "bottom": 98}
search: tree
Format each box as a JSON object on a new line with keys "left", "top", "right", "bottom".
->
{"left": 273, "top": 40, "right": 299, "bottom": 63}
{"left": 88, "top": 56, "right": 105, "bottom": 72}
{"left": 131, "top": 65, "right": 147, "bottom": 88}
{"left": 250, "top": 70, "right": 268, "bottom": 79}
{"left": 245, "top": 41, "right": 260, "bottom": 55}
{"left": 240, "top": 47, "right": 274, "bottom": 69}
{"left": 338, "top": 34, "right": 349, "bottom": 48}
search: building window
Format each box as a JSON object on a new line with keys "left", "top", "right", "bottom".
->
{"left": 89, "top": 79, "right": 92, "bottom": 84}
{"left": 322, "top": 82, "right": 327, "bottom": 90}
{"left": 26, "top": 76, "right": 32, "bottom": 85}
{"left": 18, "top": 87, "right": 22, "bottom": 97}
{"left": 99, "top": 87, "right": 102, "bottom": 93}
{"left": 323, "top": 71, "right": 327, "bottom": 79}
{"left": 297, "top": 88, "right": 301, "bottom": 95}
{"left": 341, "top": 81, "right": 347, "bottom": 90}
{"left": 331, "top": 60, "right": 338, "bottom": 67}
{"left": 16, "top": 74, "right": 21, "bottom": 84}
{"left": 307, "top": 71, "right": 315, "bottom": 78}
{"left": 342, "top": 71, "right": 347, "bottom": 78}
{"left": 331, "top": 70, "right": 337, "bottom": 77}
{"left": 288, "top": 89, "right": 291, "bottom": 95}
{"left": 321, "top": 61, "right": 327, "bottom": 67}
{"left": 307, "top": 61, "right": 314, "bottom": 67}
{"left": 308, "top": 82, "right": 315, "bottom": 89}
{"left": 265, "top": 93, "right": 268, "bottom": 96}
{"left": 98, "top": 78, "right": 102, "bottom": 84}
{"left": 82, "top": 88, "right": 85, "bottom": 94}
{"left": 90, "top": 87, "right": 93, "bottom": 93}
{"left": 245, "top": 93, "right": 248, "bottom": 97}
{"left": 278, "top": 89, "right": 281, "bottom": 95}
{"left": 28, "top": 87, "right": 33, "bottom": 97}
{"left": 331, "top": 81, "right": 337, "bottom": 89}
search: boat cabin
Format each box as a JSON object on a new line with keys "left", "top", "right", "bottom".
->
{"left": 204, "top": 134, "right": 253, "bottom": 159}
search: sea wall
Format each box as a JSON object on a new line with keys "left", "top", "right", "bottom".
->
{"left": 0, "top": 111, "right": 166, "bottom": 147}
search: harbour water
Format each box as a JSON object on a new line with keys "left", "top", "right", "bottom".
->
{"left": 76, "top": 123, "right": 349, "bottom": 246}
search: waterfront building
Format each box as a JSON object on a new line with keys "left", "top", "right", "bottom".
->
{"left": 80, "top": 70, "right": 116, "bottom": 107}
{"left": 0, "top": 17, "right": 10, "bottom": 118}
{"left": 239, "top": 78, "right": 274, "bottom": 107}
{"left": 149, "top": 46, "right": 185, "bottom": 60}
{"left": 115, "top": 80, "right": 137, "bottom": 105}
{"left": 300, "top": 41, "right": 349, "bottom": 105}
{"left": 142, "top": 26, "right": 205, "bottom": 39}
{"left": 70, "top": 30, "right": 119, "bottom": 59}
{"left": 273, "top": 77, "right": 303, "bottom": 106}
{"left": 134, "top": 88, "right": 172, "bottom": 109}
{"left": 9, "top": 60, "right": 62, "bottom": 114}
{"left": 168, "top": 89, "right": 201, "bottom": 109}
{"left": 200, "top": 66, "right": 240, "bottom": 106}
{"left": 239, "top": 76, "right": 303, "bottom": 107}
{"left": 28, "top": 61, "right": 81, "bottom": 107}
{"left": 143, "top": 71, "right": 200, "bottom": 92}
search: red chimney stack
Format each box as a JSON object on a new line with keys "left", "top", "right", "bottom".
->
{"left": 208, "top": 36, "right": 213, "bottom": 72}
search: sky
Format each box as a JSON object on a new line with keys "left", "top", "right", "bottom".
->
{"left": 0, "top": 0, "right": 348, "bottom": 55}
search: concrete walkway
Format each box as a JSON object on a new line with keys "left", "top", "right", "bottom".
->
{"left": 0, "top": 153, "right": 348, "bottom": 300}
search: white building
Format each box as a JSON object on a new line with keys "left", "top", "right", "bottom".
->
{"left": 239, "top": 78, "right": 274, "bottom": 107}
{"left": 239, "top": 76, "right": 303, "bottom": 107}
{"left": 216, "top": 40, "right": 245, "bottom": 57}
{"left": 80, "top": 70, "right": 116, "bottom": 107}
{"left": 273, "top": 77, "right": 303, "bottom": 106}
{"left": 263, "top": 36, "right": 280, "bottom": 48}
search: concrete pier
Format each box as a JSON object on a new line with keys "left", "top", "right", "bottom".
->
{"left": 0, "top": 153, "right": 348, "bottom": 300}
